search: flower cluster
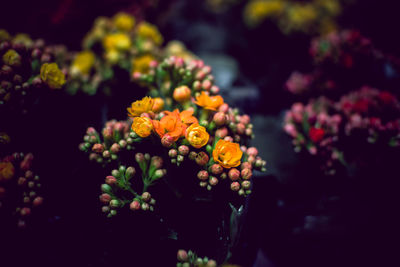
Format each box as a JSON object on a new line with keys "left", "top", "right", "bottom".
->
{"left": 310, "top": 30, "right": 373, "bottom": 67}
{"left": 81, "top": 56, "right": 266, "bottom": 216}
{"left": 79, "top": 120, "right": 132, "bottom": 164}
{"left": 0, "top": 29, "right": 67, "bottom": 113}
{"left": 176, "top": 249, "right": 217, "bottom": 267}
{"left": 284, "top": 98, "right": 343, "bottom": 174}
{"left": 244, "top": 0, "right": 343, "bottom": 35}
{"left": 0, "top": 153, "right": 44, "bottom": 228}
{"left": 284, "top": 87, "right": 400, "bottom": 174}
{"left": 337, "top": 86, "right": 400, "bottom": 146}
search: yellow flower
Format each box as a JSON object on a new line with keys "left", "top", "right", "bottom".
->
{"left": 103, "top": 33, "right": 131, "bottom": 51}
{"left": 40, "top": 63, "right": 66, "bottom": 89}
{"left": 244, "top": 0, "right": 284, "bottom": 25}
{"left": 136, "top": 22, "right": 163, "bottom": 45}
{"left": 71, "top": 51, "right": 95, "bottom": 75}
{"left": 113, "top": 12, "right": 135, "bottom": 31}
{"left": 152, "top": 97, "right": 165, "bottom": 113}
{"left": 127, "top": 96, "right": 154, "bottom": 117}
{"left": 0, "top": 29, "right": 11, "bottom": 42}
{"left": 2, "top": 49, "right": 21, "bottom": 67}
{"left": 0, "top": 162, "right": 15, "bottom": 182}
{"left": 194, "top": 91, "right": 224, "bottom": 111}
{"left": 132, "top": 117, "right": 153, "bottom": 137}
{"left": 213, "top": 139, "right": 243, "bottom": 168}
{"left": 185, "top": 123, "right": 210, "bottom": 148}
{"left": 132, "top": 54, "right": 155, "bottom": 74}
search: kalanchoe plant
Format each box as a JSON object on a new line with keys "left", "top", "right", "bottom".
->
{"left": 80, "top": 56, "right": 266, "bottom": 264}
{"left": 176, "top": 249, "right": 217, "bottom": 267}
{"left": 0, "top": 152, "right": 44, "bottom": 228}
{"left": 243, "top": 0, "right": 344, "bottom": 35}
{"left": 0, "top": 29, "right": 68, "bottom": 114}
{"left": 284, "top": 97, "right": 344, "bottom": 175}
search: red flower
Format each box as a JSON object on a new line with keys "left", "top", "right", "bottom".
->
{"left": 309, "top": 127, "right": 325, "bottom": 143}
{"left": 378, "top": 91, "right": 396, "bottom": 105}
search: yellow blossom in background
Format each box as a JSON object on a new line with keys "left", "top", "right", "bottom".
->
{"left": 213, "top": 139, "right": 243, "bottom": 168}
{"left": 194, "top": 91, "right": 224, "bottom": 111}
{"left": 0, "top": 162, "right": 15, "bottom": 182}
{"left": 103, "top": 33, "right": 131, "bottom": 51}
{"left": 113, "top": 12, "right": 135, "bottom": 31}
{"left": 0, "top": 29, "right": 11, "bottom": 42}
{"left": 2, "top": 49, "right": 21, "bottom": 67}
{"left": 132, "top": 117, "right": 153, "bottom": 137}
{"left": 244, "top": 0, "right": 285, "bottom": 26}
{"left": 136, "top": 22, "right": 163, "bottom": 45}
{"left": 127, "top": 96, "right": 154, "bottom": 117}
{"left": 40, "top": 63, "right": 66, "bottom": 89}
{"left": 152, "top": 97, "right": 165, "bottom": 113}
{"left": 132, "top": 54, "right": 155, "bottom": 74}
{"left": 71, "top": 51, "right": 95, "bottom": 75}
{"left": 315, "top": 0, "right": 341, "bottom": 16}
{"left": 185, "top": 123, "right": 209, "bottom": 148}
{"left": 13, "top": 33, "right": 33, "bottom": 47}
{"left": 286, "top": 4, "right": 318, "bottom": 29}
{"left": 165, "top": 41, "right": 197, "bottom": 62}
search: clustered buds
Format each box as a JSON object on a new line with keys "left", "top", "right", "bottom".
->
{"left": 176, "top": 249, "right": 217, "bottom": 267}
{"left": 0, "top": 152, "right": 44, "bottom": 228}
{"left": 79, "top": 120, "right": 132, "bottom": 164}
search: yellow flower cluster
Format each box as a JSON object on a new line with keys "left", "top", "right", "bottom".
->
{"left": 40, "top": 63, "right": 66, "bottom": 89}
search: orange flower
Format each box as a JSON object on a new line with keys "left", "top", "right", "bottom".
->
{"left": 152, "top": 110, "right": 185, "bottom": 142}
{"left": 185, "top": 124, "right": 209, "bottom": 148}
{"left": 0, "top": 162, "right": 15, "bottom": 182}
{"left": 132, "top": 117, "right": 153, "bottom": 137}
{"left": 194, "top": 91, "right": 224, "bottom": 111}
{"left": 179, "top": 109, "right": 198, "bottom": 126}
{"left": 213, "top": 140, "right": 243, "bottom": 168}
{"left": 127, "top": 96, "right": 154, "bottom": 117}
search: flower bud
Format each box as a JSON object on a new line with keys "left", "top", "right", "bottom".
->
{"left": 20, "top": 207, "right": 31, "bottom": 216}
{"left": 101, "top": 184, "right": 112, "bottom": 193}
{"left": 177, "top": 250, "right": 188, "bottom": 261}
{"left": 215, "top": 127, "right": 228, "bottom": 138}
{"left": 161, "top": 134, "right": 174, "bottom": 147}
{"left": 228, "top": 168, "right": 240, "bottom": 181}
{"left": 195, "top": 152, "right": 209, "bottom": 166}
{"left": 100, "top": 193, "right": 112, "bottom": 203}
{"left": 241, "top": 168, "right": 252, "bottom": 180}
{"left": 209, "top": 176, "right": 219, "bottom": 186}
{"left": 169, "top": 149, "right": 178, "bottom": 158}
{"left": 231, "top": 182, "right": 240, "bottom": 191}
{"left": 173, "top": 85, "right": 191, "bottom": 102}
{"left": 213, "top": 112, "right": 227, "bottom": 126}
{"left": 151, "top": 156, "right": 163, "bottom": 169}
{"left": 210, "top": 164, "right": 223, "bottom": 175}
{"left": 135, "top": 153, "right": 145, "bottom": 163}
{"left": 188, "top": 151, "right": 197, "bottom": 160}
{"left": 178, "top": 145, "right": 189, "bottom": 156}
{"left": 154, "top": 169, "right": 166, "bottom": 179}
{"left": 31, "top": 196, "right": 43, "bottom": 207}
{"left": 141, "top": 192, "right": 151, "bottom": 202}
{"left": 130, "top": 200, "right": 141, "bottom": 211}
{"left": 110, "top": 143, "right": 120, "bottom": 154}
{"left": 92, "top": 143, "right": 104, "bottom": 153}
{"left": 109, "top": 199, "right": 120, "bottom": 208}
{"left": 247, "top": 147, "right": 258, "bottom": 157}
{"left": 197, "top": 170, "right": 209, "bottom": 181}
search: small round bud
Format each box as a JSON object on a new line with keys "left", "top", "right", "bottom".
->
{"left": 197, "top": 170, "right": 209, "bottom": 181}
{"left": 231, "top": 182, "right": 240, "bottom": 191}
{"left": 130, "top": 200, "right": 141, "bottom": 211}
{"left": 178, "top": 145, "right": 189, "bottom": 156}
{"left": 228, "top": 168, "right": 240, "bottom": 181}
